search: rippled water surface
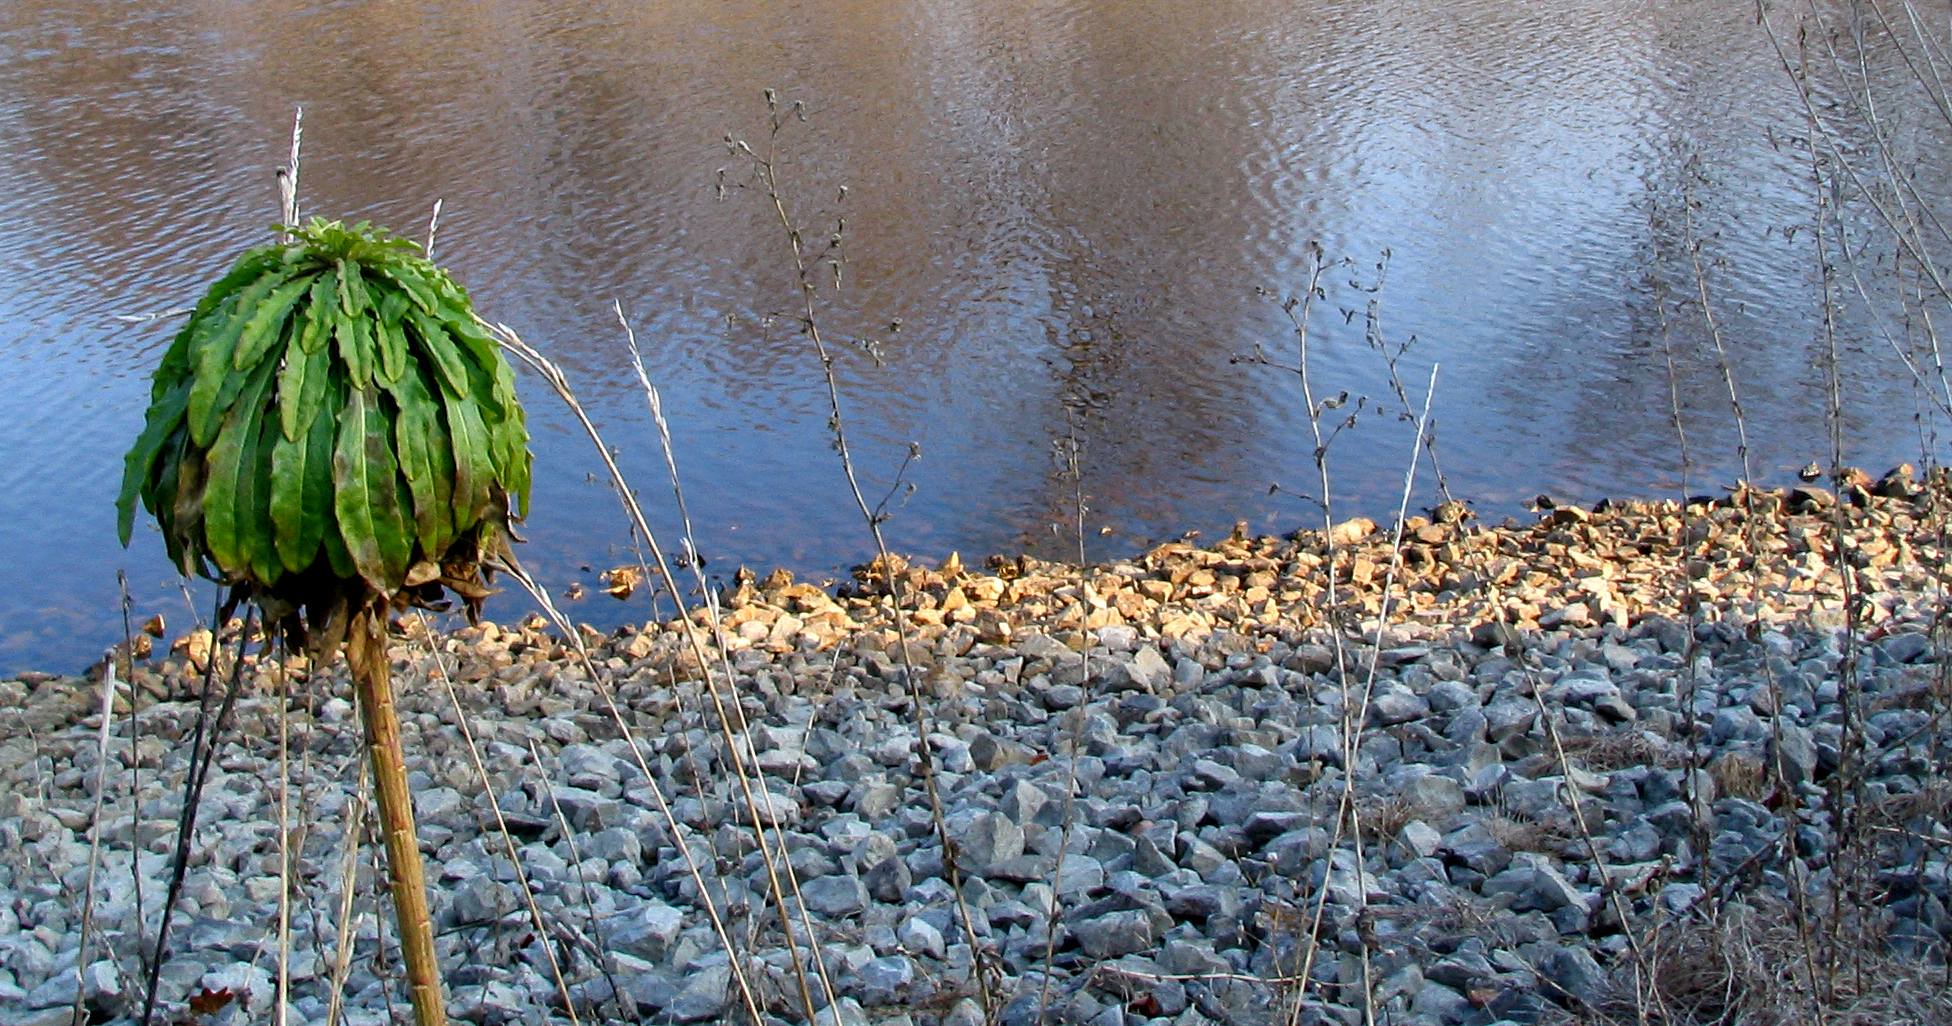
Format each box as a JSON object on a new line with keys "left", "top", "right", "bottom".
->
{"left": 0, "top": 0, "right": 1937, "bottom": 671}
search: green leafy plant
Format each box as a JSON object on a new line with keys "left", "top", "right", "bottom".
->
{"left": 117, "top": 217, "right": 530, "bottom": 651}
{"left": 117, "top": 217, "right": 531, "bottom": 1026}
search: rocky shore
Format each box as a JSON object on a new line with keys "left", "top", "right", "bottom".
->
{"left": 2, "top": 470, "right": 1949, "bottom": 1026}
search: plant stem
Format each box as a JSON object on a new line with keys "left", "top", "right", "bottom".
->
{"left": 346, "top": 605, "right": 446, "bottom": 1026}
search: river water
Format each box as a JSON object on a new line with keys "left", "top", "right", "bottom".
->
{"left": 0, "top": 0, "right": 1941, "bottom": 672}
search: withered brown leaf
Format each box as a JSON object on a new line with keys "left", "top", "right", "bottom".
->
{"left": 188, "top": 987, "right": 237, "bottom": 1015}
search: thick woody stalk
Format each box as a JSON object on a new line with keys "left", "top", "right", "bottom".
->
{"left": 347, "top": 607, "right": 445, "bottom": 1026}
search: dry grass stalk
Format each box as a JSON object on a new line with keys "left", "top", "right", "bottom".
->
{"left": 529, "top": 739, "right": 638, "bottom": 1024}
{"left": 488, "top": 324, "right": 803, "bottom": 1022}
{"left": 409, "top": 611, "right": 583, "bottom": 1022}
{"left": 277, "top": 651, "right": 292, "bottom": 1026}
{"left": 724, "top": 93, "right": 999, "bottom": 1016}
{"left": 1247, "top": 253, "right": 1445, "bottom": 1026}
{"left": 494, "top": 554, "right": 801, "bottom": 1023}
{"left": 1352, "top": 796, "right": 1413, "bottom": 851}
{"left": 141, "top": 603, "right": 253, "bottom": 1026}
{"left": 630, "top": 326, "right": 848, "bottom": 1016}
{"left": 1264, "top": 248, "right": 1354, "bottom": 1026}
{"left": 1340, "top": 363, "right": 1440, "bottom": 1026}
{"left": 1534, "top": 683, "right": 1672, "bottom": 1023}
{"left": 121, "top": 579, "right": 154, "bottom": 1013}
{"left": 323, "top": 761, "right": 368, "bottom": 1026}
{"left": 1572, "top": 895, "right": 1952, "bottom": 1026}
{"left": 1034, "top": 712, "right": 1084, "bottom": 1026}
{"left": 71, "top": 651, "right": 122, "bottom": 1026}
{"left": 1556, "top": 731, "right": 1682, "bottom": 773}
{"left": 344, "top": 611, "right": 446, "bottom": 1026}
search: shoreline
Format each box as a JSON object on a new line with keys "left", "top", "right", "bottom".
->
{"left": 2, "top": 469, "right": 1949, "bottom": 1025}
{"left": 45, "top": 464, "right": 1942, "bottom": 694}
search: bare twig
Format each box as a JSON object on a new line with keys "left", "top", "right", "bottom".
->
{"left": 142, "top": 600, "right": 253, "bottom": 1026}
{"left": 725, "top": 92, "right": 998, "bottom": 1015}
{"left": 277, "top": 648, "right": 293, "bottom": 1026}
{"left": 410, "top": 612, "right": 582, "bottom": 1025}
{"left": 277, "top": 107, "right": 302, "bottom": 229}
{"left": 70, "top": 649, "right": 122, "bottom": 1026}
{"left": 424, "top": 198, "right": 444, "bottom": 262}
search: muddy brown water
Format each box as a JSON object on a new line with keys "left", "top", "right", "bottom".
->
{"left": 0, "top": 0, "right": 1938, "bottom": 672}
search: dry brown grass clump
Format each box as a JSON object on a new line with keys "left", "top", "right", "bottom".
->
{"left": 1864, "top": 779, "right": 1952, "bottom": 834}
{"left": 1355, "top": 794, "right": 1415, "bottom": 848}
{"left": 1557, "top": 730, "right": 1686, "bottom": 773}
{"left": 1709, "top": 750, "right": 1768, "bottom": 803}
{"left": 1484, "top": 812, "right": 1578, "bottom": 856}
{"left": 1539, "top": 897, "right": 1952, "bottom": 1026}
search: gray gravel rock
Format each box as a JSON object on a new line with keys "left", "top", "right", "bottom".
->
{"left": 8, "top": 487, "right": 1949, "bottom": 1026}
{"left": 1073, "top": 909, "right": 1158, "bottom": 959}
{"left": 1370, "top": 684, "right": 1432, "bottom": 726}
{"left": 668, "top": 963, "right": 732, "bottom": 1021}
{"left": 1411, "top": 979, "right": 1474, "bottom": 1025}
{"left": 957, "top": 812, "right": 1025, "bottom": 875}
{"left": 1538, "top": 945, "right": 1610, "bottom": 1008}
{"left": 1129, "top": 645, "right": 1173, "bottom": 691}
{"left": 1405, "top": 774, "right": 1466, "bottom": 817}
{"left": 610, "top": 901, "right": 686, "bottom": 963}
{"left": 1484, "top": 698, "right": 1538, "bottom": 741}
{"left": 899, "top": 915, "right": 945, "bottom": 959}
{"left": 800, "top": 874, "right": 867, "bottom": 918}
{"left": 855, "top": 954, "right": 914, "bottom": 1001}
{"left": 450, "top": 874, "right": 517, "bottom": 925}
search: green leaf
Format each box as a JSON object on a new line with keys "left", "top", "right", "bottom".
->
{"left": 438, "top": 299, "right": 498, "bottom": 356}
{"left": 428, "top": 305, "right": 510, "bottom": 418}
{"left": 334, "top": 309, "right": 375, "bottom": 390}
{"left": 230, "top": 263, "right": 302, "bottom": 321}
{"left": 319, "top": 502, "right": 357, "bottom": 579}
{"left": 187, "top": 265, "right": 307, "bottom": 445}
{"left": 140, "top": 424, "right": 187, "bottom": 537}
{"left": 371, "top": 282, "right": 409, "bottom": 386}
{"left": 440, "top": 387, "right": 494, "bottom": 534}
{"left": 298, "top": 270, "right": 337, "bottom": 354}
{"left": 245, "top": 397, "right": 283, "bottom": 586}
{"left": 123, "top": 218, "right": 534, "bottom": 596}
{"left": 376, "top": 281, "right": 411, "bottom": 324}
{"left": 150, "top": 307, "right": 210, "bottom": 402}
{"left": 268, "top": 431, "right": 311, "bottom": 573}
{"left": 206, "top": 246, "right": 285, "bottom": 301}
{"left": 117, "top": 381, "right": 190, "bottom": 546}
{"left": 377, "top": 262, "right": 441, "bottom": 313}
{"left": 277, "top": 333, "right": 329, "bottom": 442}
{"left": 187, "top": 247, "right": 286, "bottom": 348}
{"left": 488, "top": 403, "right": 532, "bottom": 520}
{"left": 490, "top": 358, "right": 518, "bottom": 421}
{"left": 426, "top": 425, "right": 457, "bottom": 554}
{"left": 233, "top": 272, "right": 317, "bottom": 371}
{"left": 405, "top": 309, "right": 473, "bottom": 399}
{"left": 387, "top": 367, "right": 454, "bottom": 559}
{"left": 144, "top": 430, "right": 184, "bottom": 567}
{"left": 271, "top": 379, "right": 338, "bottom": 574}
{"left": 336, "top": 258, "right": 368, "bottom": 318}
{"left": 165, "top": 440, "right": 208, "bottom": 578}
{"left": 200, "top": 354, "right": 279, "bottom": 578}
{"left": 185, "top": 294, "right": 248, "bottom": 447}
{"left": 333, "top": 385, "right": 412, "bottom": 593}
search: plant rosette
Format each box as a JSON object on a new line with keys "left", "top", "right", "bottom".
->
{"left": 118, "top": 218, "right": 531, "bottom": 653}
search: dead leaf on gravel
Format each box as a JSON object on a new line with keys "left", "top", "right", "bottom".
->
{"left": 600, "top": 565, "right": 643, "bottom": 600}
